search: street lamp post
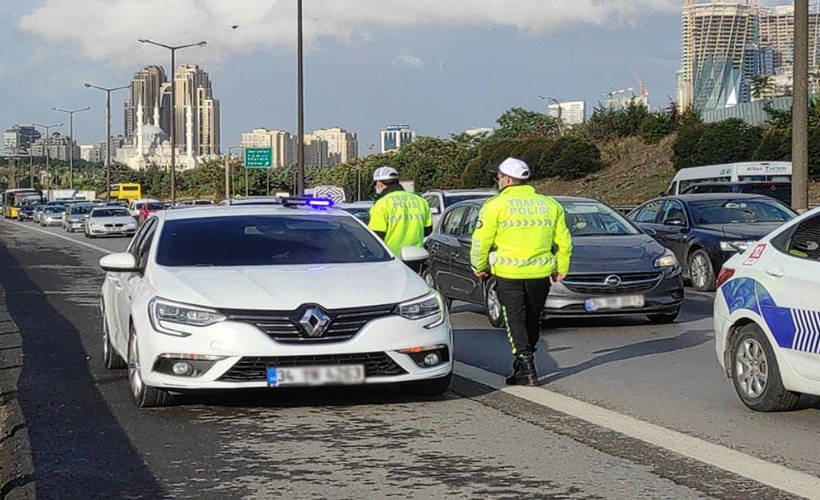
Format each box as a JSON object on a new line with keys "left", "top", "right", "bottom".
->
{"left": 85, "top": 83, "right": 130, "bottom": 201}
{"left": 138, "top": 38, "right": 207, "bottom": 205}
{"left": 296, "top": 0, "right": 306, "bottom": 196}
{"left": 32, "top": 122, "right": 62, "bottom": 196}
{"left": 224, "top": 146, "right": 242, "bottom": 200}
{"left": 538, "top": 95, "right": 563, "bottom": 136}
{"left": 52, "top": 106, "right": 90, "bottom": 190}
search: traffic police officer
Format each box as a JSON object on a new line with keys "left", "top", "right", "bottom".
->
{"left": 368, "top": 166, "right": 433, "bottom": 269}
{"left": 470, "top": 157, "right": 572, "bottom": 386}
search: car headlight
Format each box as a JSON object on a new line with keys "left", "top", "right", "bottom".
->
{"left": 126, "top": 221, "right": 137, "bottom": 227}
{"left": 148, "top": 297, "right": 226, "bottom": 337}
{"left": 398, "top": 292, "right": 445, "bottom": 328}
{"left": 90, "top": 222, "right": 103, "bottom": 228}
{"left": 720, "top": 240, "right": 756, "bottom": 252}
{"left": 653, "top": 248, "right": 679, "bottom": 268}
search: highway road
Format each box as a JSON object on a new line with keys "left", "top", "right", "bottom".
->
{"left": 1, "top": 218, "right": 819, "bottom": 499}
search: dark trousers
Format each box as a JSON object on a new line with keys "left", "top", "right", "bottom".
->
{"left": 495, "top": 276, "right": 551, "bottom": 356}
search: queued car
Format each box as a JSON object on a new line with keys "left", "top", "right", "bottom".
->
{"left": 627, "top": 194, "right": 796, "bottom": 292}
{"left": 128, "top": 198, "right": 160, "bottom": 218}
{"left": 421, "top": 189, "right": 497, "bottom": 227}
{"left": 337, "top": 201, "right": 374, "bottom": 224}
{"left": 40, "top": 206, "right": 66, "bottom": 227}
{"left": 17, "top": 203, "right": 38, "bottom": 221}
{"left": 63, "top": 203, "right": 95, "bottom": 232}
{"left": 714, "top": 207, "right": 820, "bottom": 412}
{"left": 138, "top": 202, "right": 165, "bottom": 225}
{"left": 217, "top": 196, "right": 283, "bottom": 206}
{"left": 176, "top": 199, "right": 214, "bottom": 207}
{"left": 85, "top": 206, "right": 138, "bottom": 238}
{"left": 98, "top": 201, "right": 452, "bottom": 408}
{"left": 424, "top": 196, "right": 684, "bottom": 326}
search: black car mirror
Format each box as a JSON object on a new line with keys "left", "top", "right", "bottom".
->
{"left": 642, "top": 227, "right": 657, "bottom": 237}
{"left": 457, "top": 234, "right": 472, "bottom": 246}
{"left": 664, "top": 217, "right": 686, "bottom": 227}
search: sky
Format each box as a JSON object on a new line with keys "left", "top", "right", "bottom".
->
{"left": 0, "top": 0, "right": 794, "bottom": 151}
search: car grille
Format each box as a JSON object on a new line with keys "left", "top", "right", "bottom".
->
{"left": 562, "top": 271, "right": 663, "bottom": 295}
{"left": 220, "top": 303, "right": 397, "bottom": 344}
{"left": 104, "top": 223, "right": 126, "bottom": 228}
{"left": 218, "top": 352, "right": 406, "bottom": 382}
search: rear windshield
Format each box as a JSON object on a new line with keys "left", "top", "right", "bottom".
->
{"left": 92, "top": 209, "right": 131, "bottom": 218}
{"left": 562, "top": 201, "right": 639, "bottom": 236}
{"left": 156, "top": 215, "right": 392, "bottom": 267}
{"left": 145, "top": 203, "right": 164, "bottom": 210}
{"left": 443, "top": 194, "right": 493, "bottom": 207}
{"left": 70, "top": 205, "right": 93, "bottom": 215}
{"left": 690, "top": 199, "right": 795, "bottom": 224}
{"left": 44, "top": 207, "right": 64, "bottom": 213}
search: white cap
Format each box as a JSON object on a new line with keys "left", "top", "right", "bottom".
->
{"left": 492, "top": 157, "right": 530, "bottom": 180}
{"left": 373, "top": 166, "right": 399, "bottom": 182}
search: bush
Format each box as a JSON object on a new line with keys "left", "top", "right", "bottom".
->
{"left": 698, "top": 119, "right": 762, "bottom": 166}
{"left": 639, "top": 112, "right": 675, "bottom": 144}
{"left": 542, "top": 136, "right": 603, "bottom": 180}
{"left": 671, "top": 125, "right": 705, "bottom": 170}
{"left": 753, "top": 128, "right": 791, "bottom": 162}
{"left": 582, "top": 101, "right": 651, "bottom": 141}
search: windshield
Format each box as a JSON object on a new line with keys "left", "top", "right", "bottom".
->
{"left": 144, "top": 203, "right": 164, "bottom": 210}
{"left": 44, "top": 207, "right": 64, "bottom": 213}
{"left": 70, "top": 205, "right": 93, "bottom": 215}
{"left": 690, "top": 199, "right": 795, "bottom": 224}
{"left": 562, "top": 201, "right": 639, "bottom": 236}
{"left": 443, "top": 194, "right": 493, "bottom": 207}
{"left": 91, "top": 208, "right": 131, "bottom": 218}
{"left": 156, "top": 214, "right": 392, "bottom": 267}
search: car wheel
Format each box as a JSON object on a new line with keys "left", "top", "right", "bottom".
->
{"left": 647, "top": 308, "right": 680, "bottom": 324}
{"left": 399, "top": 372, "right": 452, "bottom": 397}
{"left": 730, "top": 323, "right": 800, "bottom": 412}
{"left": 422, "top": 267, "right": 452, "bottom": 310}
{"left": 128, "top": 325, "right": 172, "bottom": 408}
{"left": 484, "top": 279, "right": 505, "bottom": 328}
{"left": 688, "top": 249, "right": 716, "bottom": 292}
{"left": 103, "top": 312, "right": 126, "bottom": 370}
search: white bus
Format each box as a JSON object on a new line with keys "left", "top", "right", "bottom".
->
{"left": 666, "top": 161, "right": 791, "bottom": 195}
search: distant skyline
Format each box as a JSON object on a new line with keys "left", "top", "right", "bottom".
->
{"left": 0, "top": 0, "right": 797, "bottom": 152}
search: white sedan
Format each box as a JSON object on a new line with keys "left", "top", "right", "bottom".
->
{"left": 99, "top": 202, "right": 452, "bottom": 408}
{"left": 714, "top": 207, "right": 820, "bottom": 411}
{"left": 85, "top": 207, "right": 138, "bottom": 238}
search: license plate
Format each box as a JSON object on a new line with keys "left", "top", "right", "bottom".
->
{"left": 266, "top": 365, "right": 365, "bottom": 387}
{"left": 584, "top": 295, "right": 644, "bottom": 311}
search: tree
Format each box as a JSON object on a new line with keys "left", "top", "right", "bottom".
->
{"left": 581, "top": 101, "right": 651, "bottom": 141}
{"left": 697, "top": 119, "right": 761, "bottom": 165}
{"left": 541, "top": 136, "right": 603, "bottom": 180}
{"left": 672, "top": 124, "right": 705, "bottom": 170}
{"left": 639, "top": 112, "right": 675, "bottom": 144}
{"left": 495, "top": 107, "right": 560, "bottom": 139}
{"left": 750, "top": 75, "right": 773, "bottom": 100}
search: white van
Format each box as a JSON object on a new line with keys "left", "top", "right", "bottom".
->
{"left": 666, "top": 161, "right": 792, "bottom": 195}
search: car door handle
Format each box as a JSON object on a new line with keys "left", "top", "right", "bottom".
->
{"left": 765, "top": 267, "right": 785, "bottom": 278}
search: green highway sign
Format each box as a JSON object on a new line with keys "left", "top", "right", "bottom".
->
{"left": 244, "top": 147, "right": 273, "bottom": 169}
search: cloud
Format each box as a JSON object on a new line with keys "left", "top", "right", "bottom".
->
{"left": 18, "top": 0, "right": 679, "bottom": 66}
{"left": 391, "top": 49, "right": 424, "bottom": 69}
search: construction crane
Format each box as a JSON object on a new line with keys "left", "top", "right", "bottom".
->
{"left": 626, "top": 60, "right": 649, "bottom": 97}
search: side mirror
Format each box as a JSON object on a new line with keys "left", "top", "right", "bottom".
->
{"left": 99, "top": 252, "right": 140, "bottom": 273}
{"left": 457, "top": 234, "right": 473, "bottom": 246}
{"left": 400, "top": 246, "right": 430, "bottom": 262}
{"left": 642, "top": 227, "right": 657, "bottom": 237}
{"left": 664, "top": 217, "right": 686, "bottom": 227}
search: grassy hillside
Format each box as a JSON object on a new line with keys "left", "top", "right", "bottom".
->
{"left": 532, "top": 134, "right": 820, "bottom": 206}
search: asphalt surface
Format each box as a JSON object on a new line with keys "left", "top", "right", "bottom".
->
{"left": 1, "top": 218, "right": 818, "bottom": 499}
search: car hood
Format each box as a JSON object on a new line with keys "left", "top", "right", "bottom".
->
{"left": 67, "top": 215, "right": 89, "bottom": 221}
{"left": 148, "top": 260, "right": 429, "bottom": 310}
{"left": 698, "top": 223, "right": 784, "bottom": 240}
{"left": 570, "top": 235, "right": 665, "bottom": 273}
{"left": 90, "top": 216, "right": 135, "bottom": 224}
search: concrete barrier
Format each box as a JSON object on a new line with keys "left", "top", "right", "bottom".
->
{"left": 0, "top": 287, "right": 35, "bottom": 499}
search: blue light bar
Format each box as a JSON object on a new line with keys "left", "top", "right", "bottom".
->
{"left": 282, "top": 197, "right": 335, "bottom": 209}
{"left": 307, "top": 198, "right": 334, "bottom": 208}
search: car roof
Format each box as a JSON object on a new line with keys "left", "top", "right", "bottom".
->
{"left": 444, "top": 194, "right": 606, "bottom": 208}
{"left": 666, "top": 193, "right": 775, "bottom": 202}
{"left": 337, "top": 201, "right": 373, "bottom": 208}
{"left": 424, "top": 188, "right": 498, "bottom": 195}
{"left": 153, "top": 204, "right": 354, "bottom": 221}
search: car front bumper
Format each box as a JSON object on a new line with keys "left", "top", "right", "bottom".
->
{"left": 87, "top": 226, "right": 137, "bottom": 236}
{"left": 541, "top": 269, "right": 684, "bottom": 318}
{"left": 132, "top": 310, "right": 454, "bottom": 390}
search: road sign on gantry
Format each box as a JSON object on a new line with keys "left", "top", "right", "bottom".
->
{"left": 244, "top": 147, "right": 273, "bottom": 169}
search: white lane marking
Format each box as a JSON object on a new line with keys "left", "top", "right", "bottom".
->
{"left": 454, "top": 361, "right": 820, "bottom": 499}
{"left": 0, "top": 219, "right": 114, "bottom": 255}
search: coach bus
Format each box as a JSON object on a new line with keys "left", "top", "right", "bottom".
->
{"left": 108, "top": 183, "right": 142, "bottom": 202}
{"left": 3, "top": 188, "right": 43, "bottom": 219}
{"left": 665, "top": 161, "right": 791, "bottom": 195}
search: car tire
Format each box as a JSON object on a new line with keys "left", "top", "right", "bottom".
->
{"left": 688, "top": 249, "right": 716, "bottom": 292}
{"left": 421, "top": 267, "right": 452, "bottom": 310}
{"left": 103, "top": 313, "right": 126, "bottom": 370}
{"left": 730, "top": 323, "right": 800, "bottom": 412}
{"left": 128, "top": 325, "right": 172, "bottom": 408}
{"left": 399, "top": 372, "right": 452, "bottom": 397}
{"left": 647, "top": 308, "right": 680, "bottom": 324}
{"left": 484, "top": 279, "right": 505, "bottom": 329}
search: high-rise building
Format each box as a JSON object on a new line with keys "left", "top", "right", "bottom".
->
{"left": 678, "top": 0, "right": 757, "bottom": 111}
{"left": 304, "top": 136, "right": 330, "bottom": 168}
{"left": 380, "top": 125, "right": 415, "bottom": 153}
{"left": 308, "top": 127, "right": 358, "bottom": 165}
{"left": 173, "top": 64, "right": 220, "bottom": 156}
{"left": 124, "top": 65, "right": 167, "bottom": 138}
{"left": 758, "top": 4, "right": 820, "bottom": 96}
{"left": 3, "top": 125, "right": 41, "bottom": 153}
{"left": 240, "top": 128, "right": 296, "bottom": 168}
{"left": 547, "top": 101, "right": 586, "bottom": 125}
{"left": 29, "top": 133, "right": 78, "bottom": 161}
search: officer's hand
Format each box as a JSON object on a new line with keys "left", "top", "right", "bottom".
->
{"left": 474, "top": 270, "right": 489, "bottom": 279}
{"left": 552, "top": 273, "right": 566, "bottom": 283}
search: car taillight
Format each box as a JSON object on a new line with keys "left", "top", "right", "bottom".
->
{"left": 716, "top": 267, "right": 735, "bottom": 289}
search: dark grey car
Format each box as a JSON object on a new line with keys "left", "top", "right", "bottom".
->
{"left": 424, "top": 196, "right": 685, "bottom": 326}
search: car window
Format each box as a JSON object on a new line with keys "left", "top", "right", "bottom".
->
{"left": 660, "top": 200, "right": 687, "bottom": 226}
{"left": 144, "top": 203, "right": 164, "bottom": 210}
{"left": 70, "top": 205, "right": 93, "bottom": 215}
{"left": 631, "top": 201, "right": 662, "bottom": 223}
{"left": 441, "top": 206, "right": 469, "bottom": 236}
{"left": 155, "top": 215, "right": 391, "bottom": 267}
{"left": 424, "top": 195, "right": 440, "bottom": 212}
{"left": 137, "top": 220, "right": 158, "bottom": 268}
{"left": 460, "top": 206, "right": 480, "bottom": 235}
{"left": 785, "top": 215, "right": 820, "bottom": 262}
{"left": 92, "top": 208, "right": 131, "bottom": 218}
{"left": 128, "top": 218, "right": 157, "bottom": 255}
{"left": 689, "top": 199, "right": 795, "bottom": 224}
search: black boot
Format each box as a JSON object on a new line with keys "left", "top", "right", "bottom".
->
{"left": 505, "top": 355, "right": 538, "bottom": 386}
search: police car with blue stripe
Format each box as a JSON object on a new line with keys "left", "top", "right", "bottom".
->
{"left": 715, "top": 207, "right": 820, "bottom": 411}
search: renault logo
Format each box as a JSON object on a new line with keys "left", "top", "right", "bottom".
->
{"left": 299, "top": 307, "right": 330, "bottom": 337}
{"left": 604, "top": 275, "right": 622, "bottom": 288}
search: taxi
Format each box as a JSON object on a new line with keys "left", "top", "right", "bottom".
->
{"left": 714, "top": 207, "right": 820, "bottom": 411}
